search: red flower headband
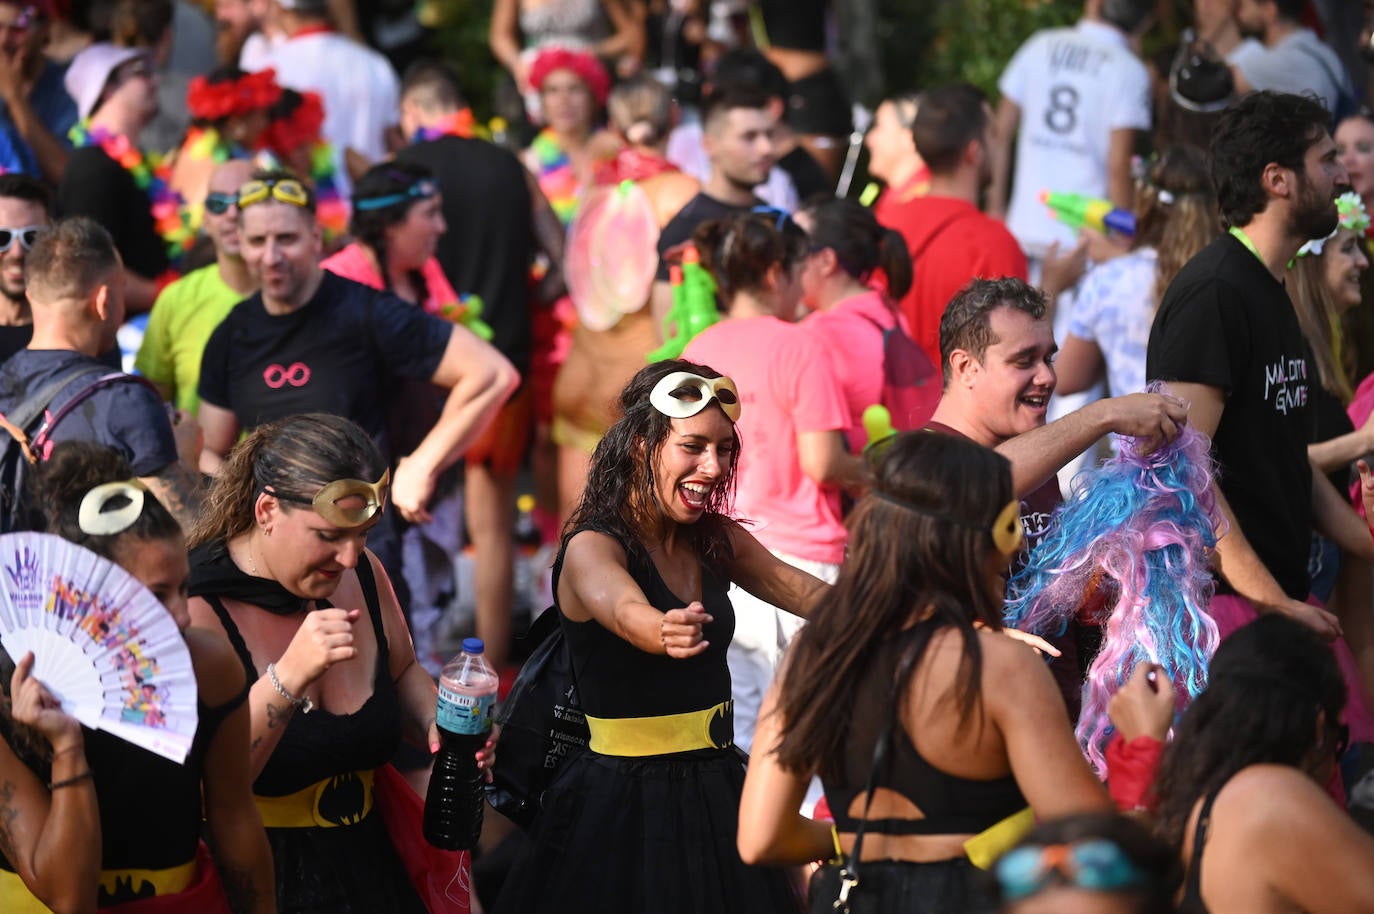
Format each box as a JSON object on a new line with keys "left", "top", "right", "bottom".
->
{"left": 262, "top": 90, "right": 325, "bottom": 158}
{"left": 527, "top": 46, "right": 610, "bottom": 106}
{"left": 187, "top": 68, "right": 283, "bottom": 122}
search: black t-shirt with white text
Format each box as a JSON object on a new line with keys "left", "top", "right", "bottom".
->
{"left": 198, "top": 271, "right": 453, "bottom": 460}
{"left": 1146, "top": 233, "right": 1313, "bottom": 599}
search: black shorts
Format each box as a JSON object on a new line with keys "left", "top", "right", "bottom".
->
{"left": 787, "top": 66, "right": 852, "bottom": 136}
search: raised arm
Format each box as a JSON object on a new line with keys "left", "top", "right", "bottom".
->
{"left": 0, "top": 653, "right": 100, "bottom": 914}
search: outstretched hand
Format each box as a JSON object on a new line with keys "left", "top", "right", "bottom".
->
{"left": 660, "top": 602, "right": 712, "bottom": 659}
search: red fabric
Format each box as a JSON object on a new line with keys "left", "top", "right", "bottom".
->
{"left": 100, "top": 842, "right": 231, "bottom": 914}
{"left": 527, "top": 46, "right": 611, "bottom": 106}
{"left": 1347, "top": 370, "right": 1374, "bottom": 516}
{"left": 593, "top": 147, "right": 678, "bottom": 186}
{"left": 1104, "top": 733, "right": 1164, "bottom": 812}
{"left": 375, "top": 763, "right": 472, "bottom": 914}
{"left": 875, "top": 196, "right": 1027, "bottom": 370}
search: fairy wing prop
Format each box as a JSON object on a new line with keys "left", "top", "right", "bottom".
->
{"left": 0, "top": 533, "right": 197, "bottom": 763}
{"left": 566, "top": 180, "right": 659, "bottom": 332}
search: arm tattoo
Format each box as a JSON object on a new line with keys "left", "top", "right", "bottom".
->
{"left": 219, "top": 865, "right": 260, "bottom": 914}
{"left": 264, "top": 701, "right": 293, "bottom": 731}
{"left": 0, "top": 780, "right": 18, "bottom": 861}
{"left": 143, "top": 463, "right": 204, "bottom": 530}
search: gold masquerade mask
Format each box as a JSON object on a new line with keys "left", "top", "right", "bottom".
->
{"left": 873, "top": 492, "right": 1025, "bottom": 557}
{"left": 274, "top": 469, "right": 391, "bottom": 528}
{"left": 649, "top": 371, "right": 742, "bottom": 423}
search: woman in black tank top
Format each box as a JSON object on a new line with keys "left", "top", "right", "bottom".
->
{"left": 186, "top": 414, "right": 482, "bottom": 914}
{"left": 1151, "top": 615, "right": 1374, "bottom": 914}
{"left": 495, "top": 360, "right": 829, "bottom": 914}
{"left": 0, "top": 441, "right": 274, "bottom": 914}
{"left": 739, "top": 431, "right": 1110, "bottom": 913}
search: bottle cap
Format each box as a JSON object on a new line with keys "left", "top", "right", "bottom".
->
{"left": 516, "top": 493, "right": 535, "bottom": 513}
{"left": 462, "top": 637, "right": 485, "bottom": 654}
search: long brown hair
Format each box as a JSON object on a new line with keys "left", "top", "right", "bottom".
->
{"left": 771, "top": 431, "right": 1012, "bottom": 781}
{"left": 1290, "top": 247, "right": 1353, "bottom": 402}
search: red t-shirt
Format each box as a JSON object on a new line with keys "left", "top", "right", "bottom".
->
{"left": 877, "top": 196, "right": 1028, "bottom": 370}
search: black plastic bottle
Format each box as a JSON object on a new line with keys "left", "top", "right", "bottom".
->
{"left": 423, "top": 637, "right": 498, "bottom": 849}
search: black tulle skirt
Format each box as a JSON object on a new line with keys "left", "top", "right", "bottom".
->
{"left": 494, "top": 747, "right": 802, "bottom": 914}
{"left": 809, "top": 858, "right": 994, "bottom": 914}
{"left": 268, "top": 814, "right": 427, "bottom": 914}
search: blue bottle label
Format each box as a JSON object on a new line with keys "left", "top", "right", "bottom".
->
{"left": 437, "top": 685, "right": 495, "bottom": 735}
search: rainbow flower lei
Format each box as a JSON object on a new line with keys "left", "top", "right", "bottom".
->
{"left": 531, "top": 128, "right": 579, "bottom": 226}
{"left": 69, "top": 121, "right": 194, "bottom": 266}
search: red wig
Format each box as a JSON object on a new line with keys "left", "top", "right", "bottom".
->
{"left": 527, "top": 46, "right": 610, "bottom": 107}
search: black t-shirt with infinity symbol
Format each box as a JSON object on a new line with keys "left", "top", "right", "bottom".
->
{"left": 198, "top": 270, "right": 453, "bottom": 461}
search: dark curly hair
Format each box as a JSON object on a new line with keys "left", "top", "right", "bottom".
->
{"left": 1210, "top": 90, "right": 1331, "bottom": 229}
{"left": 563, "top": 360, "right": 740, "bottom": 571}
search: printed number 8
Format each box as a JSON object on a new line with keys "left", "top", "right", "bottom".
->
{"left": 1045, "top": 85, "right": 1079, "bottom": 134}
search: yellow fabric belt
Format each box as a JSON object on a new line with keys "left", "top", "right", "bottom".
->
{"left": 255, "top": 768, "right": 376, "bottom": 829}
{"left": 0, "top": 859, "right": 195, "bottom": 911}
{"left": 963, "top": 807, "right": 1035, "bottom": 869}
{"left": 586, "top": 701, "right": 734, "bottom": 757}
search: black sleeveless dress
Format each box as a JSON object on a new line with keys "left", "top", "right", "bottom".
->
{"left": 193, "top": 544, "right": 424, "bottom": 914}
{"left": 494, "top": 526, "right": 801, "bottom": 914}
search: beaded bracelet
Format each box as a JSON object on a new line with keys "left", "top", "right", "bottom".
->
{"left": 49, "top": 771, "right": 94, "bottom": 790}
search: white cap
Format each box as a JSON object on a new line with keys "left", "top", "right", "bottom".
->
{"left": 64, "top": 42, "right": 145, "bottom": 121}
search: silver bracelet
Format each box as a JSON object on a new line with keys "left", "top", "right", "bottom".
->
{"left": 266, "top": 662, "right": 314, "bottom": 714}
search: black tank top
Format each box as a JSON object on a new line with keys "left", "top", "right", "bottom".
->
{"left": 823, "top": 625, "right": 1027, "bottom": 836}
{"left": 759, "top": 0, "right": 828, "bottom": 51}
{"left": 1177, "top": 785, "right": 1223, "bottom": 914}
{"left": 554, "top": 526, "right": 734, "bottom": 719}
{"left": 203, "top": 554, "right": 404, "bottom": 796}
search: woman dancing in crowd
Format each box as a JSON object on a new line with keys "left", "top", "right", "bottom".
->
{"left": 1, "top": 441, "right": 274, "bottom": 913}
{"left": 738, "top": 431, "right": 1110, "bottom": 913}
{"left": 682, "top": 209, "right": 862, "bottom": 754}
{"left": 1055, "top": 145, "right": 1220, "bottom": 401}
{"left": 553, "top": 73, "right": 698, "bottom": 516}
{"left": 496, "top": 359, "right": 825, "bottom": 913}
{"left": 1152, "top": 614, "right": 1374, "bottom": 913}
{"left": 186, "top": 413, "right": 490, "bottom": 914}
{"left": 796, "top": 197, "right": 934, "bottom": 445}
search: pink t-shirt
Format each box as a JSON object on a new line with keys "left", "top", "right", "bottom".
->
{"left": 803, "top": 290, "right": 938, "bottom": 451}
{"left": 684, "top": 316, "right": 850, "bottom": 564}
{"left": 321, "top": 242, "right": 460, "bottom": 313}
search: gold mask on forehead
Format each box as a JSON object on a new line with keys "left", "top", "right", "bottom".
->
{"left": 275, "top": 469, "right": 391, "bottom": 528}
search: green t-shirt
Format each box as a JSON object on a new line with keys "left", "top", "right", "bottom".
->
{"left": 134, "top": 263, "right": 246, "bottom": 415}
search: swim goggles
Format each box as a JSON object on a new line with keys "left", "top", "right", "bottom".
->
{"left": 872, "top": 492, "right": 1024, "bottom": 557}
{"left": 648, "top": 371, "right": 741, "bottom": 423}
{"left": 354, "top": 179, "right": 439, "bottom": 212}
{"left": 994, "top": 839, "right": 1149, "bottom": 901}
{"left": 204, "top": 191, "right": 238, "bottom": 215}
{"left": 0, "top": 225, "right": 43, "bottom": 252}
{"left": 273, "top": 469, "right": 391, "bottom": 528}
{"left": 78, "top": 480, "right": 147, "bottom": 536}
{"left": 238, "top": 178, "right": 311, "bottom": 210}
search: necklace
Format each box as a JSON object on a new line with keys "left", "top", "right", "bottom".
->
{"left": 531, "top": 128, "right": 580, "bottom": 226}
{"left": 69, "top": 121, "right": 195, "bottom": 265}
{"left": 411, "top": 108, "right": 477, "bottom": 144}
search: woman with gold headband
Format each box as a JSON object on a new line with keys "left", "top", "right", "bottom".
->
{"left": 186, "top": 413, "right": 490, "bottom": 914}
{"left": 738, "top": 430, "right": 1111, "bottom": 914}
{"left": 494, "top": 359, "right": 822, "bottom": 914}
{"left": 0, "top": 441, "right": 274, "bottom": 914}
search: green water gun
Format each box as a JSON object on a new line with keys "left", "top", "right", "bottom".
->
{"left": 436, "top": 293, "right": 495, "bottom": 341}
{"left": 1039, "top": 190, "right": 1135, "bottom": 236}
{"left": 647, "top": 244, "right": 718, "bottom": 363}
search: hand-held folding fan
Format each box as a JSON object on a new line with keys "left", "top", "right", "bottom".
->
{"left": 0, "top": 533, "right": 197, "bottom": 764}
{"left": 565, "top": 179, "right": 660, "bottom": 331}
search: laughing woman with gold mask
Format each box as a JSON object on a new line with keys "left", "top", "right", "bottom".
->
{"left": 494, "top": 359, "right": 827, "bottom": 914}
{"left": 186, "top": 413, "right": 492, "bottom": 914}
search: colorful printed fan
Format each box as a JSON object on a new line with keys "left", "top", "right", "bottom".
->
{"left": 0, "top": 533, "right": 197, "bottom": 763}
{"left": 566, "top": 180, "right": 659, "bottom": 331}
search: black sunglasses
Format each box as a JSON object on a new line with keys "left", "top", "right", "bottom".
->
{"left": 0, "top": 225, "right": 42, "bottom": 253}
{"left": 204, "top": 192, "right": 238, "bottom": 215}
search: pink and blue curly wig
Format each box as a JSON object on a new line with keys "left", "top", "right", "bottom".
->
{"left": 1004, "top": 419, "right": 1225, "bottom": 774}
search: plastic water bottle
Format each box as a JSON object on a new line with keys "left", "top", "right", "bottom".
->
{"left": 423, "top": 638, "right": 499, "bottom": 850}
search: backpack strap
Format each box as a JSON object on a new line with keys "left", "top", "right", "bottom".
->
{"left": 29, "top": 372, "right": 162, "bottom": 458}
{"left": 0, "top": 363, "right": 114, "bottom": 463}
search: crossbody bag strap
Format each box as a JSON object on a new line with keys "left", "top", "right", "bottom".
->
{"left": 835, "top": 620, "right": 938, "bottom": 912}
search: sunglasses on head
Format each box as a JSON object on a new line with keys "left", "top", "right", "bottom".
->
{"left": 649, "top": 371, "right": 741, "bottom": 423}
{"left": 238, "top": 178, "right": 311, "bottom": 210}
{"left": 204, "top": 191, "right": 238, "bottom": 215}
{"left": 750, "top": 204, "right": 794, "bottom": 231}
{"left": 271, "top": 469, "right": 390, "bottom": 529}
{"left": 0, "top": 225, "right": 42, "bottom": 252}
{"left": 353, "top": 179, "right": 439, "bottom": 212}
{"left": 995, "top": 840, "right": 1148, "bottom": 902}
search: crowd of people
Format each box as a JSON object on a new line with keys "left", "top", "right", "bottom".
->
{"left": 0, "top": 0, "right": 1372, "bottom": 912}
